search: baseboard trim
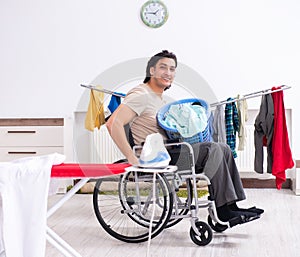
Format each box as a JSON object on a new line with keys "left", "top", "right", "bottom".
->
{"left": 241, "top": 178, "right": 292, "bottom": 189}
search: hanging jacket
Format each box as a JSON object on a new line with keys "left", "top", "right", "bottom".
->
{"left": 271, "top": 87, "right": 294, "bottom": 189}
{"left": 254, "top": 94, "right": 274, "bottom": 174}
{"left": 225, "top": 98, "right": 239, "bottom": 158}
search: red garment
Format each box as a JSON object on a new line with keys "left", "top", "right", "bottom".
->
{"left": 271, "top": 87, "right": 294, "bottom": 189}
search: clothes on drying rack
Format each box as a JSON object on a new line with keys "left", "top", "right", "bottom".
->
{"left": 212, "top": 105, "right": 226, "bottom": 144}
{"left": 254, "top": 93, "right": 274, "bottom": 174}
{"left": 85, "top": 85, "right": 106, "bottom": 131}
{"left": 237, "top": 95, "right": 248, "bottom": 151}
{"left": 108, "top": 93, "right": 126, "bottom": 114}
{"left": 212, "top": 97, "right": 248, "bottom": 157}
{"left": 209, "top": 85, "right": 293, "bottom": 189}
{"left": 254, "top": 87, "right": 294, "bottom": 189}
{"left": 225, "top": 98, "right": 239, "bottom": 158}
{"left": 271, "top": 86, "right": 294, "bottom": 189}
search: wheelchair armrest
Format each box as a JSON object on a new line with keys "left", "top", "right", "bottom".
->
{"left": 135, "top": 138, "right": 181, "bottom": 147}
{"left": 164, "top": 138, "right": 181, "bottom": 144}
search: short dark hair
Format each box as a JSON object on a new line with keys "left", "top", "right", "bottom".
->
{"left": 143, "top": 50, "right": 177, "bottom": 84}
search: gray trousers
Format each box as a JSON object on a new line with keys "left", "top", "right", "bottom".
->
{"left": 193, "top": 142, "right": 246, "bottom": 207}
{"left": 169, "top": 142, "right": 246, "bottom": 207}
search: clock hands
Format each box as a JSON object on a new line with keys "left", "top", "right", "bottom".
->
{"left": 145, "top": 9, "right": 160, "bottom": 15}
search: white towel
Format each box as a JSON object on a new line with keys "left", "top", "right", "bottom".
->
{"left": 0, "top": 153, "right": 65, "bottom": 257}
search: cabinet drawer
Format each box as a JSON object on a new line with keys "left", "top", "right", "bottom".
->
{"left": 0, "top": 146, "right": 64, "bottom": 162}
{"left": 0, "top": 126, "right": 63, "bottom": 146}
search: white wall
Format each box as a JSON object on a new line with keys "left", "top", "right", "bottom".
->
{"left": 1, "top": 0, "right": 299, "bottom": 160}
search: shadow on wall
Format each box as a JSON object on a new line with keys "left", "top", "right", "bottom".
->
{"left": 73, "top": 57, "right": 217, "bottom": 163}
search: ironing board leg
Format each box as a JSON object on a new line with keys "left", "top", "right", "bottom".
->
{"left": 46, "top": 234, "right": 73, "bottom": 257}
{"left": 47, "top": 178, "right": 89, "bottom": 256}
{"left": 46, "top": 227, "right": 82, "bottom": 257}
{"left": 47, "top": 178, "right": 89, "bottom": 218}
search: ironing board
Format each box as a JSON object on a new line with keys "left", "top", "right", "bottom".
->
{"left": 48, "top": 163, "right": 130, "bottom": 257}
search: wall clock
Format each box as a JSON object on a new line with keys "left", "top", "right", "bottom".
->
{"left": 140, "top": 0, "right": 168, "bottom": 28}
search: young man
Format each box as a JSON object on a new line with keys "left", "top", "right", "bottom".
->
{"left": 106, "top": 50, "right": 263, "bottom": 222}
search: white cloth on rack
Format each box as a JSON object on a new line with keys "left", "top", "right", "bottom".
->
{"left": 237, "top": 95, "right": 248, "bottom": 150}
{"left": 0, "top": 153, "right": 65, "bottom": 257}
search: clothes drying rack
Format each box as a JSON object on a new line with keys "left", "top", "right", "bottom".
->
{"left": 81, "top": 84, "right": 291, "bottom": 107}
{"left": 210, "top": 85, "right": 291, "bottom": 107}
{"left": 81, "top": 84, "right": 126, "bottom": 98}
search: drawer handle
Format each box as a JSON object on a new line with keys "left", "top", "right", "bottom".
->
{"left": 8, "top": 151, "right": 37, "bottom": 154}
{"left": 7, "top": 130, "right": 36, "bottom": 134}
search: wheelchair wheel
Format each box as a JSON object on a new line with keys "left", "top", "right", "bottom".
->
{"left": 189, "top": 221, "right": 212, "bottom": 246}
{"left": 165, "top": 178, "right": 193, "bottom": 228}
{"left": 93, "top": 171, "right": 173, "bottom": 243}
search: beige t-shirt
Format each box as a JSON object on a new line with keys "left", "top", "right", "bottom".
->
{"left": 122, "top": 84, "right": 167, "bottom": 145}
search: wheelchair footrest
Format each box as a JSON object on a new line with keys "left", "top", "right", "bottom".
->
{"left": 229, "top": 214, "right": 261, "bottom": 227}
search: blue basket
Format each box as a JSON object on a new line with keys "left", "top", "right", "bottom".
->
{"left": 157, "top": 98, "right": 211, "bottom": 144}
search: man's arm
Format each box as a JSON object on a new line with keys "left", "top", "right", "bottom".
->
{"left": 106, "top": 104, "right": 139, "bottom": 165}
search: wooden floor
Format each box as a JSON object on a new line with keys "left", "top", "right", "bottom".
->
{"left": 46, "top": 189, "right": 300, "bottom": 257}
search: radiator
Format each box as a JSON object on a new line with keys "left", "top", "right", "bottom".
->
{"left": 91, "top": 125, "right": 125, "bottom": 163}
{"left": 235, "top": 125, "right": 255, "bottom": 172}
{"left": 91, "top": 125, "right": 255, "bottom": 170}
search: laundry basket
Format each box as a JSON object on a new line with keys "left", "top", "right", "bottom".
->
{"left": 157, "top": 98, "right": 211, "bottom": 144}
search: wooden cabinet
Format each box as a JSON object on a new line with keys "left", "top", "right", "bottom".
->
{"left": 0, "top": 118, "right": 68, "bottom": 193}
{"left": 0, "top": 118, "right": 64, "bottom": 161}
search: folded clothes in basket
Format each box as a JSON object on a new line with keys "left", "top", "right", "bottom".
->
{"left": 157, "top": 98, "right": 212, "bottom": 144}
{"left": 165, "top": 103, "right": 207, "bottom": 137}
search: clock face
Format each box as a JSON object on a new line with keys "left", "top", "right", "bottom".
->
{"left": 140, "top": 0, "right": 168, "bottom": 28}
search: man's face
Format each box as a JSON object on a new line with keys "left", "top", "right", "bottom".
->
{"left": 151, "top": 58, "right": 176, "bottom": 89}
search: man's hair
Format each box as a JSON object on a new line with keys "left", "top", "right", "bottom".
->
{"left": 143, "top": 50, "right": 177, "bottom": 84}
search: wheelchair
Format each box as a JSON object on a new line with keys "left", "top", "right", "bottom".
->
{"left": 92, "top": 140, "right": 241, "bottom": 246}
{"left": 92, "top": 98, "right": 249, "bottom": 246}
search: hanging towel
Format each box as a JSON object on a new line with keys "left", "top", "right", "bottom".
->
{"left": 225, "top": 98, "right": 239, "bottom": 158}
{"left": 254, "top": 94, "right": 274, "bottom": 174}
{"left": 0, "top": 153, "right": 65, "bottom": 257}
{"left": 85, "top": 85, "right": 105, "bottom": 131}
{"left": 108, "top": 93, "right": 126, "bottom": 114}
{"left": 237, "top": 95, "right": 248, "bottom": 151}
{"left": 271, "top": 87, "right": 294, "bottom": 189}
{"left": 212, "top": 105, "right": 226, "bottom": 143}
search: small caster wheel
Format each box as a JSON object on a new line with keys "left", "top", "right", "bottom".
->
{"left": 189, "top": 221, "right": 212, "bottom": 246}
{"left": 207, "top": 215, "right": 228, "bottom": 233}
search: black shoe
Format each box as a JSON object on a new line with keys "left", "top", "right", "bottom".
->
{"left": 217, "top": 204, "right": 243, "bottom": 222}
{"left": 229, "top": 203, "right": 264, "bottom": 215}
{"left": 247, "top": 206, "right": 264, "bottom": 215}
